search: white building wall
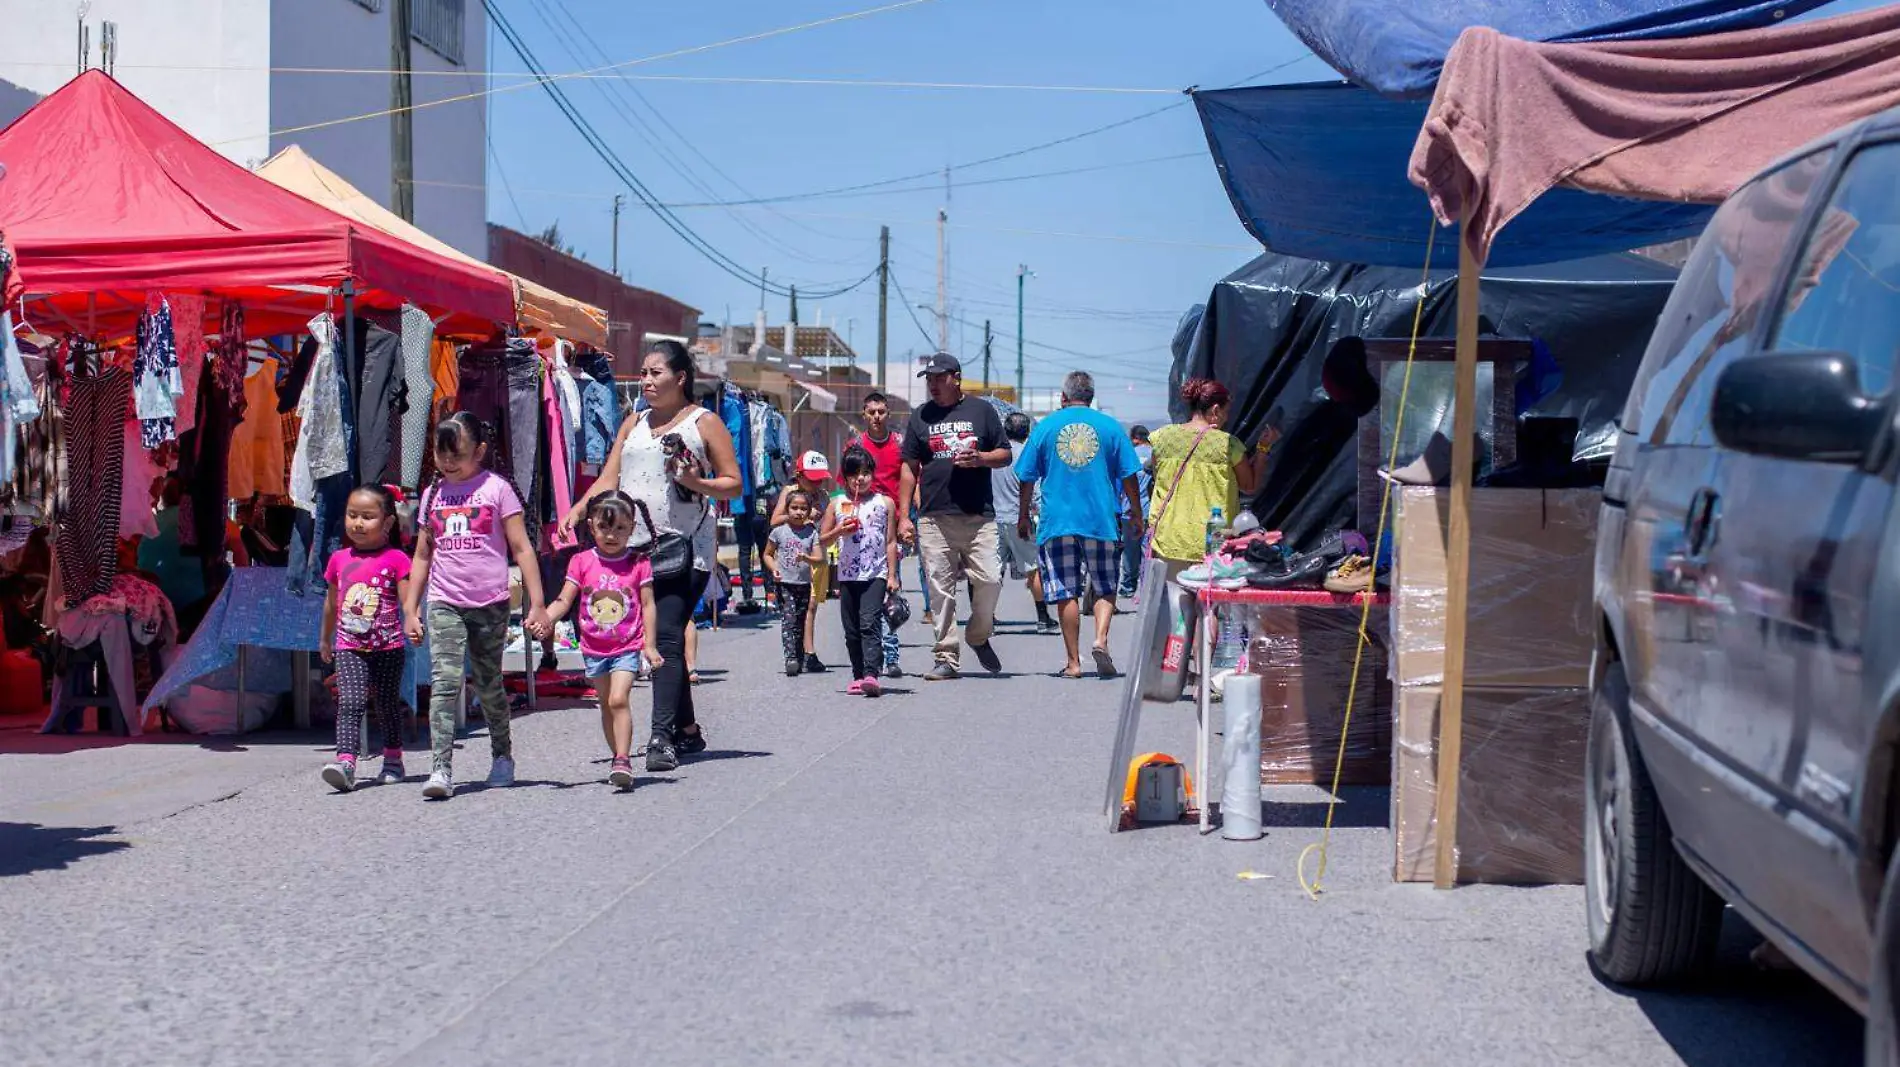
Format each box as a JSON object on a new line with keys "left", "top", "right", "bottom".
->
{"left": 0, "top": 0, "right": 487, "bottom": 258}
{"left": 269, "top": 0, "right": 488, "bottom": 257}
{"left": 0, "top": 0, "right": 271, "bottom": 163}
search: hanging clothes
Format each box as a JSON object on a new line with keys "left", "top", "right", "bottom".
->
{"left": 120, "top": 417, "right": 160, "bottom": 539}
{"left": 354, "top": 313, "right": 408, "bottom": 487}
{"left": 133, "top": 296, "right": 182, "bottom": 448}
{"left": 572, "top": 347, "right": 620, "bottom": 469}
{"left": 288, "top": 313, "right": 350, "bottom": 511}
{"left": 456, "top": 336, "right": 543, "bottom": 543}
{"left": 544, "top": 363, "right": 574, "bottom": 537}
{"left": 551, "top": 339, "right": 582, "bottom": 489}
{"left": 0, "top": 312, "right": 41, "bottom": 492}
{"left": 718, "top": 381, "right": 753, "bottom": 507}
{"left": 11, "top": 343, "right": 62, "bottom": 520}
{"left": 227, "top": 357, "right": 286, "bottom": 503}
{"left": 278, "top": 332, "right": 317, "bottom": 414}
{"left": 177, "top": 369, "right": 236, "bottom": 557}
{"left": 398, "top": 304, "right": 435, "bottom": 491}
{"left": 213, "top": 301, "right": 248, "bottom": 421}
{"left": 753, "top": 401, "right": 792, "bottom": 489}
{"left": 58, "top": 367, "right": 129, "bottom": 603}
{"left": 430, "top": 338, "right": 459, "bottom": 420}
{"left": 170, "top": 293, "right": 206, "bottom": 436}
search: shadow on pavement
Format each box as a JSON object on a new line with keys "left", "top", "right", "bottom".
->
{"left": 0, "top": 822, "right": 129, "bottom": 877}
{"left": 1259, "top": 787, "right": 1389, "bottom": 830}
{"left": 1614, "top": 920, "right": 1862, "bottom": 1065}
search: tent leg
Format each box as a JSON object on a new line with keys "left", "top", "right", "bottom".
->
{"left": 1433, "top": 235, "right": 1484, "bottom": 889}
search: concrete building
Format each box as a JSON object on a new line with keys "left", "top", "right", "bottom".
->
{"left": 0, "top": 0, "right": 489, "bottom": 257}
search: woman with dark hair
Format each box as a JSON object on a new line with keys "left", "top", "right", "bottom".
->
{"left": 561, "top": 340, "right": 741, "bottom": 772}
{"left": 1145, "top": 378, "right": 1273, "bottom": 567}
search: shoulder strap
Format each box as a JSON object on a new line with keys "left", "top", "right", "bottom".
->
{"left": 1144, "top": 426, "right": 1215, "bottom": 559}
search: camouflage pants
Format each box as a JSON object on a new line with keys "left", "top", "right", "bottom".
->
{"left": 427, "top": 601, "right": 513, "bottom": 772}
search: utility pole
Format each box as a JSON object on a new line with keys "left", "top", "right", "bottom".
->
{"left": 876, "top": 226, "right": 890, "bottom": 391}
{"left": 1016, "top": 264, "right": 1028, "bottom": 402}
{"left": 610, "top": 194, "right": 624, "bottom": 277}
{"left": 390, "top": 0, "right": 415, "bottom": 222}
{"left": 759, "top": 267, "right": 768, "bottom": 312}
{"left": 935, "top": 209, "right": 948, "bottom": 353}
{"left": 981, "top": 319, "right": 993, "bottom": 391}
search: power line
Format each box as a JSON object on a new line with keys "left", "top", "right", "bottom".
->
{"left": 885, "top": 269, "right": 939, "bottom": 351}
{"left": 482, "top": 0, "right": 875, "bottom": 299}
{"left": 242, "top": 0, "right": 942, "bottom": 144}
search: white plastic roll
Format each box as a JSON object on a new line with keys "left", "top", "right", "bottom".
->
{"left": 1220, "top": 673, "right": 1264, "bottom": 841}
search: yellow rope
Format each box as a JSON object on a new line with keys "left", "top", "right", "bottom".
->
{"left": 1298, "top": 219, "right": 1439, "bottom": 900}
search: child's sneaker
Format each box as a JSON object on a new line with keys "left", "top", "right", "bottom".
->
{"left": 321, "top": 757, "right": 357, "bottom": 793}
{"left": 486, "top": 755, "right": 516, "bottom": 788}
{"left": 608, "top": 757, "right": 634, "bottom": 790}
{"left": 422, "top": 768, "right": 454, "bottom": 799}
{"left": 378, "top": 754, "right": 406, "bottom": 785}
{"left": 860, "top": 677, "right": 882, "bottom": 699}
{"left": 677, "top": 727, "right": 708, "bottom": 756}
{"left": 804, "top": 653, "right": 828, "bottom": 674}
{"left": 845, "top": 679, "right": 865, "bottom": 696}
{"left": 785, "top": 657, "right": 803, "bottom": 677}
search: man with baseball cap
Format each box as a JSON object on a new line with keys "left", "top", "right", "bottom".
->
{"left": 769, "top": 449, "right": 838, "bottom": 673}
{"left": 898, "top": 353, "right": 1010, "bottom": 680}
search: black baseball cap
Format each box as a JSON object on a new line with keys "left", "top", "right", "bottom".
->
{"left": 917, "top": 352, "right": 962, "bottom": 377}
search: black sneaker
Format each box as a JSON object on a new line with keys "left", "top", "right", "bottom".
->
{"left": 1036, "top": 618, "right": 1059, "bottom": 635}
{"left": 677, "top": 727, "right": 708, "bottom": 756}
{"left": 885, "top": 662, "right": 905, "bottom": 679}
{"left": 971, "top": 641, "right": 1002, "bottom": 674}
{"left": 785, "top": 657, "right": 803, "bottom": 677}
{"left": 645, "top": 735, "right": 679, "bottom": 772}
{"left": 804, "top": 654, "right": 829, "bottom": 674}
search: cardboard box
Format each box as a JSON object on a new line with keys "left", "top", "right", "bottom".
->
{"left": 1392, "top": 487, "right": 1599, "bottom": 690}
{"left": 1251, "top": 606, "right": 1393, "bottom": 786}
{"left": 1393, "top": 685, "right": 1589, "bottom": 885}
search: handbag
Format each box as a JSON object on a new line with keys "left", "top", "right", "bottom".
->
{"left": 628, "top": 498, "right": 692, "bottom": 580}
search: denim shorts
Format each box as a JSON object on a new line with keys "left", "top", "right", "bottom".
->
{"left": 583, "top": 649, "right": 646, "bottom": 679}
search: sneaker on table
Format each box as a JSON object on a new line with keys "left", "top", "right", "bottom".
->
{"left": 321, "top": 758, "right": 357, "bottom": 793}
{"left": 1324, "top": 554, "right": 1374, "bottom": 595}
{"left": 486, "top": 756, "right": 516, "bottom": 788}
{"left": 422, "top": 769, "right": 454, "bottom": 799}
{"left": 1182, "top": 553, "right": 1250, "bottom": 590}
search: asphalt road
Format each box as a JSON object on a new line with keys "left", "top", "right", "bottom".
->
{"left": 0, "top": 583, "right": 1862, "bottom": 1066}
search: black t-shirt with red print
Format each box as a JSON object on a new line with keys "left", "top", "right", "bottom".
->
{"left": 902, "top": 395, "right": 1005, "bottom": 518}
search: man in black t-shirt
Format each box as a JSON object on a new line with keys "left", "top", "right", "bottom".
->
{"left": 898, "top": 353, "right": 1010, "bottom": 680}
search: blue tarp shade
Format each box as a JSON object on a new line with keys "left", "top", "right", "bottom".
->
{"left": 1265, "top": 0, "right": 1838, "bottom": 97}
{"left": 1195, "top": 83, "right": 1714, "bottom": 269}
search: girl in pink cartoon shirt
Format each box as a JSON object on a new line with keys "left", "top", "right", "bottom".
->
{"left": 319, "top": 484, "right": 412, "bottom": 792}
{"left": 547, "top": 491, "right": 662, "bottom": 790}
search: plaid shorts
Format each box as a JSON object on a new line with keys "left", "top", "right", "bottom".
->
{"left": 1037, "top": 535, "right": 1120, "bottom": 604}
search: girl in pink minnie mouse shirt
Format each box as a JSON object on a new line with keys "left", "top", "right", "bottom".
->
{"left": 547, "top": 490, "right": 662, "bottom": 790}
{"left": 318, "top": 484, "right": 412, "bottom": 793}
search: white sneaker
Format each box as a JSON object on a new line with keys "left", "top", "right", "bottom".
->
{"left": 422, "top": 769, "right": 454, "bottom": 799}
{"left": 486, "top": 756, "right": 516, "bottom": 788}
{"left": 320, "top": 760, "right": 357, "bottom": 793}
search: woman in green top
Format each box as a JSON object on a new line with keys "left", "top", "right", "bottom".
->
{"left": 1146, "top": 378, "right": 1273, "bottom": 566}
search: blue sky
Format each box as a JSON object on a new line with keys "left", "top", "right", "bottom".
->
{"left": 482, "top": 0, "right": 1332, "bottom": 419}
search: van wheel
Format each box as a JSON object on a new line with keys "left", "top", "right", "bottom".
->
{"left": 1585, "top": 662, "right": 1724, "bottom": 984}
{"left": 1867, "top": 848, "right": 1900, "bottom": 1066}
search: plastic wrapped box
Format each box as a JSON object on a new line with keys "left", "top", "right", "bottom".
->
{"left": 1250, "top": 605, "right": 1392, "bottom": 786}
{"left": 1391, "top": 487, "right": 1600, "bottom": 690}
{"left": 1392, "top": 685, "right": 1589, "bottom": 885}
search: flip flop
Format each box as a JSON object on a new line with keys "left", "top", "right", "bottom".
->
{"left": 1091, "top": 646, "right": 1118, "bottom": 679}
{"left": 1051, "top": 668, "right": 1084, "bottom": 679}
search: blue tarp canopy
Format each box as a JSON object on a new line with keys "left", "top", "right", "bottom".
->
{"left": 1195, "top": 82, "right": 1714, "bottom": 269}
{"left": 1264, "top": 0, "right": 1838, "bottom": 97}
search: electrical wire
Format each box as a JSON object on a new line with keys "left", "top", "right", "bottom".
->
{"left": 483, "top": 0, "right": 875, "bottom": 299}
{"left": 247, "top": 0, "right": 943, "bottom": 143}
{"left": 885, "top": 269, "right": 940, "bottom": 350}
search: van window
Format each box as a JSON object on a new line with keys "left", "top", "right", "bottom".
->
{"left": 1768, "top": 141, "right": 1900, "bottom": 400}
{"left": 1623, "top": 149, "right": 1835, "bottom": 446}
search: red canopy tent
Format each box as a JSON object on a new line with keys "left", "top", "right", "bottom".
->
{"left": 0, "top": 71, "right": 514, "bottom": 339}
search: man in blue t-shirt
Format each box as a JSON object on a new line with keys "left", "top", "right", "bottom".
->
{"left": 1014, "top": 372, "right": 1144, "bottom": 679}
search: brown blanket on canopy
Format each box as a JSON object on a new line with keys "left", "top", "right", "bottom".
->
{"left": 1409, "top": 4, "right": 1900, "bottom": 262}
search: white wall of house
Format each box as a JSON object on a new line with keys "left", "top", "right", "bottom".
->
{"left": 0, "top": 0, "right": 488, "bottom": 257}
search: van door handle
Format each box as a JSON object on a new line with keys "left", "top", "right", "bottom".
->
{"left": 1686, "top": 488, "right": 1721, "bottom": 556}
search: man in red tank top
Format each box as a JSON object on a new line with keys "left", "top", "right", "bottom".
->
{"left": 851, "top": 392, "right": 910, "bottom": 676}
{"left": 852, "top": 392, "right": 905, "bottom": 504}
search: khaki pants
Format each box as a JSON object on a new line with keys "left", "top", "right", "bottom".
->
{"left": 919, "top": 512, "right": 1002, "bottom": 669}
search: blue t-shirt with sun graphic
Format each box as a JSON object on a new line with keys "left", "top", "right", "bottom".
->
{"left": 1014, "top": 406, "right": 1141, "bottom": 546}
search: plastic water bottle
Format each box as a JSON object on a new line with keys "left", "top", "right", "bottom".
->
{"left": 1212, "top": 607, "right": 1245, "bottom": 670}
{"left": 1205, "top": 506, "right": 1225, "bottom": 557}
